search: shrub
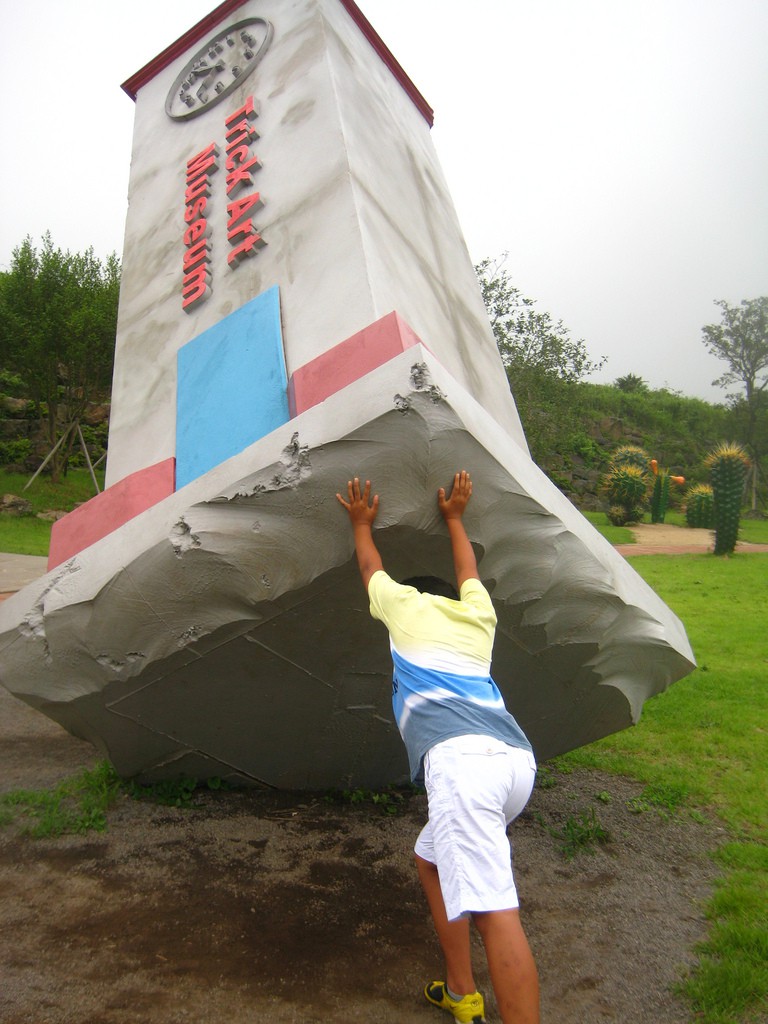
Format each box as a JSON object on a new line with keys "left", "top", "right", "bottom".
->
{"left": 0, "top": 370, "right": 28, "bottom": 397}
{"left": 0, "top": 438, "right": 32, "bottom": 466}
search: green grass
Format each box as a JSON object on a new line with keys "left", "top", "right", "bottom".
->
{"left": 0, "top": 761, "right": 122, "bottom": 837}
{"left": 0, "top": 765, "right": 230, "bottom": 837}
{"left": 0, "top": 468, "right": 104, "bottom": 556}
{"left": 323, "top": 784, "right": 419, "bottom": 816}
{"left": 0, "top": 467, "right": 103, "bottom": 514}
{"left": 559, "top": 552, "right": 768, "bottom": 1023}
{"left": 549, "top": 806, "right": 611, "bottom": 859}
{"left": 739, "top": 517, "right": 768, "bottom": 544}
{"left": 662, "top": 508, "right": 688, "bottom": 527}
{"left": 0, "top": 514, "right": 52, "bottom": 556}
{"left": 581, "top": 510, "right": 635, "bottom": 544}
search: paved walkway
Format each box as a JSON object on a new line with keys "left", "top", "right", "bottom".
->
{"left": 0, "top": 553, "right": 49, "bottom": 600}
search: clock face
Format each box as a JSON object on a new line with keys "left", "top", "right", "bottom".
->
{"left": 166, "top": 18, "right": 274, "bottom": 121}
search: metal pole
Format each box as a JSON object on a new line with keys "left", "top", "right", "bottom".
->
{"left": 23, "top": 423, "right": 75, "bottom": 491}
{"left": 77, "top": 423, "right": 101, "bottom": 495}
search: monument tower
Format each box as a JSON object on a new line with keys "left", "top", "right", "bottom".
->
{"left": 0, "top": 0, "right": 695, "bottom": 788}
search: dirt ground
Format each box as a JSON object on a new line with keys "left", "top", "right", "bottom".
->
{"left": 1, "top": 527, "right": 753, "bottom": 1023}
{"left": 0, "top": 687, "right": 725, "bottom": 1024}
{"left": 614, "top": 521, "right": 767, "bottom": 556}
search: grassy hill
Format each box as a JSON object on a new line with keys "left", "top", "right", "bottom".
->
{"left": 0, "top": 379, "right": 762, "bottom": 559}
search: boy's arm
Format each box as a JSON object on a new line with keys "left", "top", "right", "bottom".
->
{"left": 438, "top": 470, "right": 479, "bottom": 589}
{"left": 336, "top": 477, "right": 384, "bottom": 589}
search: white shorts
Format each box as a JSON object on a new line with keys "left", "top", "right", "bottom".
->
{"left": 414, "top": 735, "right": 536, "bottom": 922}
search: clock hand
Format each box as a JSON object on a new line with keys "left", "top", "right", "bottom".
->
{"left": 189, "top": 60, "right": 224, "bottom": 78}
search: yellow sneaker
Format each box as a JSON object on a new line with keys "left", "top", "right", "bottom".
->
{"left": 424, "top": 981, "right": 486, "bottom": 1023}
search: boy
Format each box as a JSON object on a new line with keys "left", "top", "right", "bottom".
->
{"left": 336, "top": 471, "right": 539, "bottom": 1024}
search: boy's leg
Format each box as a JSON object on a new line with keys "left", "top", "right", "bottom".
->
{"left": 415, "top": 854, "right": 477, "bottom": 996}
{"left": 472, "top": 908, "right": 539, "bottom": 1024}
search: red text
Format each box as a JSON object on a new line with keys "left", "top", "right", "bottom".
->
{"left": 182, "top": 142, "right": 219, "bottom": 312}
{"left": 224, "top": 97, "right": 266, "bottom": 266}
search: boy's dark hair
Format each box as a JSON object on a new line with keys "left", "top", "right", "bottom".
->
{"left": 401, "top": 575, "right": 459, "bottom": 600}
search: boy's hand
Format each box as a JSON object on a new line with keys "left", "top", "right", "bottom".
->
{"left": 438, "top": 470, "right": 473, "bottom": 521}
{"left": 336, "top": 477, "right": 379, "bottom": 527}
{"left": 336, "top": 478, "right": 383, "bottom": 588}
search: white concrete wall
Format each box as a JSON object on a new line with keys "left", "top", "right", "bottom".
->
{"left": 324, "top": 2, "right": 522, "bottom": 436}
{"left": 107, "top": 0, "right": 524, "bottom": 487}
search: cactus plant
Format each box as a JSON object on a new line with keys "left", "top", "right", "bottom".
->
{"left": 607, "top": 504, "right": 645, "bottom": 527}
{"left": 609, "top": 445, "right": 649, "bottom": 471}
{"left": 649, "top": 461, "right": 686, "bottom": 523}
{"left": 601, "top": 445, "right": 686, "bottom": 526}
{"left": 602, "top": 464, "right": 648, "bottom": 525}
{"left": 704, "top": 442, "right": 751, "bottom": 555}
{"left": 650, "top": 470, "right": 670, "bottom": 523}
{"left": 684, "top": 484, "right": 715, "bottom": 529}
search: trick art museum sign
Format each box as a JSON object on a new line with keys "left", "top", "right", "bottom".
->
{"left": 167, "top": 18, "right": 273, "bottom": 312}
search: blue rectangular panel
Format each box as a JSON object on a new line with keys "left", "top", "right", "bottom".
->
{"left": 176, "top": 286, "right": 288, "bottom": 489}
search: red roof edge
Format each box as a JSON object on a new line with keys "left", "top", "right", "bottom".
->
{"left": 121, "top": 0, "right": 434, "bottom": 128}
{"left": 121, "top": 0, "right": 250, "bottom": 100}
{"left": 336, "top": 0, "right": 434, "bottom": 127}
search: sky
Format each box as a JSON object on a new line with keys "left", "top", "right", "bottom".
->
{"left": 2, "top": 0, "right": 767, "bottom": 402}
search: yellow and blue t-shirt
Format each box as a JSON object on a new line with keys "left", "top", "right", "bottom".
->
{"left": 367, "top": 570, "right": 532, "bottom": 783}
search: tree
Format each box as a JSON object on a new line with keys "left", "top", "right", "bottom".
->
{"left": 0, "top": 234, "right": 120, "bottom": 482}
{"left": 614, "top": 373, "right": 648, "bottom": 393}
{"left": 475, "top": 254, "right": 606, "bottom": 466}
{"left": 476, "top": 254, "right": 605, "bottom": 383}
{"left": 701, "top": 297, "right": 768, "bottom": 510}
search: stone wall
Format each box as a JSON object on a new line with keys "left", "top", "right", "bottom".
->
{"left": 0, "top": 396, "right": 109, "bottom": 473}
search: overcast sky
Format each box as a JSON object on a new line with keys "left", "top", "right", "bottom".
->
{"left": 2, "top": 0, "right": 766, "bottom": 401}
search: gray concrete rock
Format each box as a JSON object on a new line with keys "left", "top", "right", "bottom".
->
{"left": 0, "top": 351, "right": 695, "bottom": 789}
